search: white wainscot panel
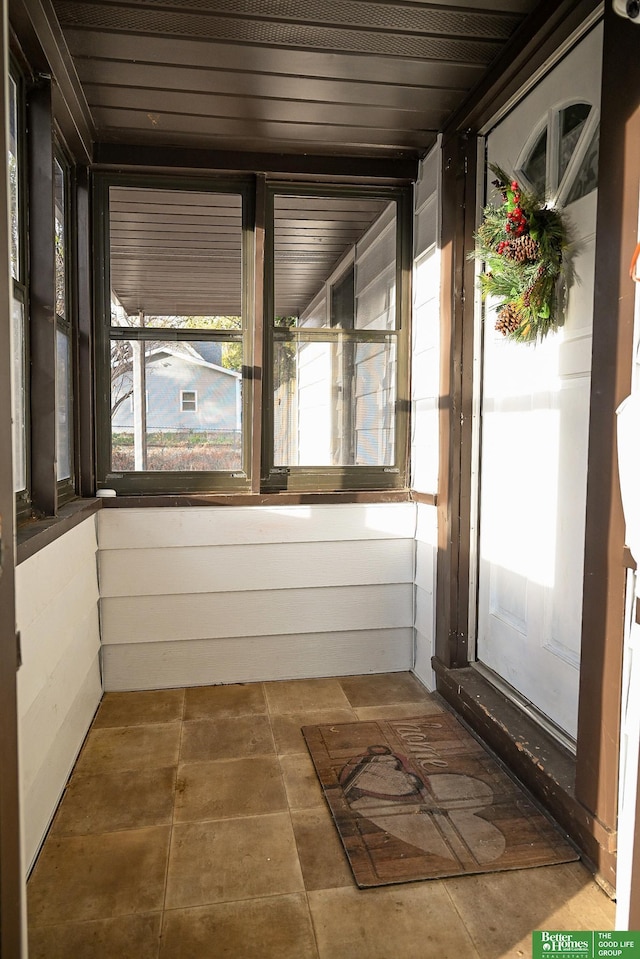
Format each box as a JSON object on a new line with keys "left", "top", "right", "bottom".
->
{"left": 411, "top": 398, "right": 439, "bottom": 494}
{"left": 101, "top": 583, "right": 414, "bottom": 645}
{"left": 100, "top": 538, "right": 414, "bottom": 598}
{"left": 415, "top": 502, "right": 438, "bottom": 545}
{"left": 102, "top": 629, "right": 414, "bottom": 691}
{"left": 22, "top": 657, "right": 102, "bottom": 871}
{"left": 98, "top": 503, "right": 417, "bottom": 549}
{"left": 15, "top": 517, "right": 98, "bottom": 630}
{"left": 415, "top": 539, "right": 436, "bottom": 595}
{"left": 17, "top": 557, "right": 100, "bottom": 715}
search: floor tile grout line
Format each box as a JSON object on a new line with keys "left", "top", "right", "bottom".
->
{"left": 440, "top": 879, "right": 486, "bottom": 959}
{"left": 157, "top": 686, "right": 187, "bottom": 959}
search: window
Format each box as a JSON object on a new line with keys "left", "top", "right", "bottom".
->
{"left": 517, "top": 101, "right": 599, "bottom": 206}
{"left": 95, "top": 176, "right": 410, "bottom": 494}
{"left": 266, "top": 188, "right": 408, "bottom": 490}
{"left": 9, "top": 67, "right": 29, "bottom": 506}
{"left": 97, "top": 179, "right": 250, "bottom": 491}
{"left": 181, "top": 390, "right": 197, "bottom": 413}
{"left": 55, "top": 153, "right": 74, "bottom": 497}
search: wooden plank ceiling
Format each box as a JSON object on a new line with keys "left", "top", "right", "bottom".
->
{"left": 52, "top": 0, "right": 542, "bottom": 316}
{"left": 52, "top": 0, "right": 541, "bottom": 161}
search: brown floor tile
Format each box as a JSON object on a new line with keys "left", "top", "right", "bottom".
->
{"left": 50, "top": 766, "right": 176, "bottom": 836}
{"left": 339, "top": 672, "right": 431, "bottom": 708}
{"left": 280, "top": 752, "right": 326, "bottom": 810}
{"left": 354, "top": 700, "right": 444, "bottom": 721}
{"left": 180, "top": 715, "right": 275, "bottom": 762}
{"left": 175, "top": 756, "right": 287, "bottom": 822}
{"left": 28, "top": 913, "right": 162, "bottom": 959}
{"left": 291, "top": 808, "right": 355, "bottom": 892}
{"left": 92, "top": 689, "right": 185, "bottom": 728}
{"left": 271, "top": 708, "right": 356, "bottom": 755}
{"left": 160, "top": 894, "right": 319, "bottom": 959}
{"left": 28, "top": 826, "right": 171, "bottom": 925}
{"left": 74, "top": 724, "right": 181, "bottom": 775}
{"left": 265, "top": 678, "right": 352, "bottom": 714}
{"left": 444, "top": 862, "right": 615, "bottom": 959}
{"left": 165, "top": 814, "right": 304, "bottom": 908}
{"left": 308, "top": 883, "right": 481, "bottom": 959}
{"left": 184, "top": 682, "right": 267, "bottom": 720}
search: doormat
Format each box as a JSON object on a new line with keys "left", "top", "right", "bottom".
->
{"left": 302, "top": 714, "right": 579, "bottom": 888}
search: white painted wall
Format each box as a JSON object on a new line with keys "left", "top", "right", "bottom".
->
{"left": 15, "top": 517, "right": 102, "bottom": 873}
{"left": 99, "top": 503, "right": 416, "bottom": 691}
{"left": 411, "top": 143, "right": 441, "bottom": 690}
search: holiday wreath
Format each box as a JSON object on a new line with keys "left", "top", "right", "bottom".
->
{"left": 471, "top": 164, "right": 571, "bottom": 343}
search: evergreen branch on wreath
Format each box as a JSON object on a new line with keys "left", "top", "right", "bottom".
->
{"left": 469, "top": 164, "right": 572, "bottom": 343}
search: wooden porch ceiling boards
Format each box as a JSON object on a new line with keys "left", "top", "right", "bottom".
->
{"left": 51, "top": 0, "right": 541, "bottom": 162}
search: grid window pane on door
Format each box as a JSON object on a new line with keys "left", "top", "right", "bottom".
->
{"left": 106, "top": 186, "right": 245, "bottom": 483}
{"left": 270, "top": 191, "right": 403, "bottom": 479}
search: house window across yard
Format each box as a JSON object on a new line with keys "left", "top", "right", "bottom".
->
{"left": 181, "top": 390, "right": 197, "bottom": 413}
{"left": 95, "top": 175, "right": 410, "bottom": 494}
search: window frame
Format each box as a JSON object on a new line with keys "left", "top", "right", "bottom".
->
{"left": 262, "top": 182, "right": 412, "bottom": 493}
{"left": 93, "top": 173, "right": 255, "bottom": 494}
{"left": 94, "top": 175, "right": 411, "bottom": 496}
{"left": 9, "top": 61, "right": 31, "bottom": 518}
{"left": 54, "top": 143, "right": 77, "bottom": 505}
{"left": 180, "top": 389, "right": 198, "bottom": 413}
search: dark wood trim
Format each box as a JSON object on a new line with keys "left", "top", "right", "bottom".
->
{"left": 9, "top": 0, "right": 93, "bottom": 164}
{"left": 0, "top": 7, "right": 24, "bottom": 949}
{"left": 100, "top": 489, "right": 411, "bottom": 509}
{"left": 92, "top": 142, "right": 418, "bottom": 183}
{"left": 433, "top": 660, "right": 616, "bottom": 892}
{"left": 16, "top": 498, "right": 101, "bottom": 564}
{"left": 28, "top": 76, "right": 56, "bottom": 516}
{"left": 575, "top": 5, "right": 639, "bottom": 845}
{"left": 624, "top": 546, "right": 637, "bottom": 571}
{"left": 410, "top": 491, "right": 437, "bottom": 507}
{"left": 75, "top": 165, "right": 95, "bottom": 497}
{"left": 251, "top": 174, "right": 266, "bottom": 494}
{"left": 435, "top": 132, "right": 476, "bottom": 668}
{"left": 442, "top": 0, "right": 602, "bottom": 138}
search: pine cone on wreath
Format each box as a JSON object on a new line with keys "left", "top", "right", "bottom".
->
{"left": 512, "top": 235, "right": 540, "bottom": 262}
{"left": 495, "top": 304, "right": 521, "bottom": 336}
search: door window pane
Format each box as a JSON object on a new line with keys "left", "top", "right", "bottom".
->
{"left": 566, "top": 123, "right": 599, "bottom": 204}
{"left": 558, "top": 103, "right": 591, "bottom": 185}
{"left": 521, "top": 128, "right": 547, "bottom": 195}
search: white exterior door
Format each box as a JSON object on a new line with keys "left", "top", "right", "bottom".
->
{"left": 476, "top": 24, "right": 602, "bottom": 741}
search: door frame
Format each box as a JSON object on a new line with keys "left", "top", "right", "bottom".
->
{"left": 0, "top": 0, "right": 24, "bottom": 953}
{"left": 434, "top": 0, "right": 637, "bottom": 888}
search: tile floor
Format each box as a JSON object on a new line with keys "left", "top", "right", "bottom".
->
{"left": 27, "top": 672, "right": 615, "bottom": 959}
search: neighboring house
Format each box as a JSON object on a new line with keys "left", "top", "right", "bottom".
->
{"left": 111, "top": 344, "right": 241, "bottom": 434}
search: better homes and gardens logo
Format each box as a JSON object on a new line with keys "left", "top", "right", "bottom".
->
{"left": 532, "top": 932, "right": 640, "bottom": 959}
